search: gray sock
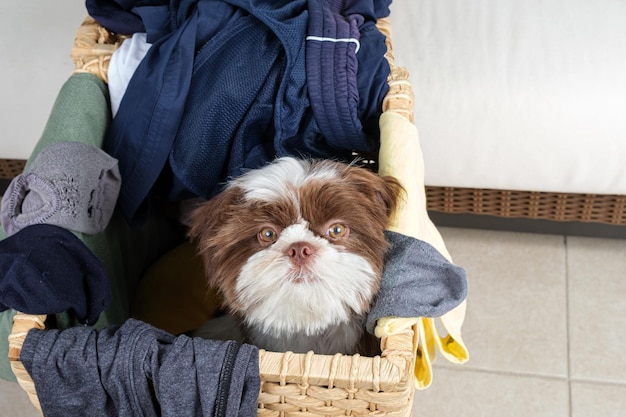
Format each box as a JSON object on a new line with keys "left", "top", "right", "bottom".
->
{"left": 1, "top": 142, "right": 121, "bottom": 236}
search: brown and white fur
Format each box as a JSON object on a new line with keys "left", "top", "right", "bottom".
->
{"left": 188, "top": 157, "right": 402, "bottom": 355}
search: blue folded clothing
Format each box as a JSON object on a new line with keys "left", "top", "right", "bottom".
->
{"left": 0, "top": 224, "right": 111, "bottom": 325}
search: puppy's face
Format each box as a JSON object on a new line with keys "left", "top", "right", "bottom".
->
{"left": 188, "top": 157, "right": 401, "bottom": 337}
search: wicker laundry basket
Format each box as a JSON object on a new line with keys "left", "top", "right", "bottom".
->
{"left": 7, "top": 16, "right": 418, "bottom": 417}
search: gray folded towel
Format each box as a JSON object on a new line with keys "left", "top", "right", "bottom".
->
{"left": 366, "top": 231, "right": 468, "bottom": 333}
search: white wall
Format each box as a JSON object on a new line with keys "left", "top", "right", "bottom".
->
{"left": 0, "top": 1, "right": 88, "bottom": 159}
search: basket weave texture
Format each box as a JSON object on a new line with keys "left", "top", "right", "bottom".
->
{"left": 426, "top": 186, "right": 626, "bottom": 225}
{"left": 7, "top": 16, "right": 417, "bottom": 417}
{"left": 0, "top": 159, "right": 26, "bottom": 180}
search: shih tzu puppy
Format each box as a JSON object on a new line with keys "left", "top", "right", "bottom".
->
{"left": 188, "top": 157, "right": 402, "bottom": 355}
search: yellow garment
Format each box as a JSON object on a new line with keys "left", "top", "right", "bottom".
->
{"left": 376, "top": 111, "right": 469, "bottom": 389}
{"left": 132, "top": 241, "right": 222, "bottom": 335}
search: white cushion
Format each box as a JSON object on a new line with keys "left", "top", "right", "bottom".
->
{"left": 391, "top": 0, "right": 626, "bottom": 194}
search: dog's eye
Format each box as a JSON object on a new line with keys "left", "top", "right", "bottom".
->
{"left": 326, "top": 223, "right": 349, "bottom": 240}
{"left": 258, "top": 227, "right": 278, "bottom": 244}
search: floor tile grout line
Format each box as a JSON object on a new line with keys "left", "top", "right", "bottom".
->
{"left": 432, "top": 364, "right": 570, "bottom": 382}
{"left": 568, "top": 377, "right": 626, "bottom": 387}
{"left": 564, "top": 235, "right": 573, "bottom": 417}
{"left": 432, "top": 363, "right": 626, "bottom": 387}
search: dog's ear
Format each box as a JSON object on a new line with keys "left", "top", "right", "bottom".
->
{"left": 341, "top": 165, "right": 404, "bottom": 225}
{"left": 375, "top": 175, "right": 404, "bottom": 220}
{"left": 356, "top": 170, "right": 405, "bottom": 221}
{"left": 187, "top": 186, "right": 243, "bottom": 258}
{"left": 187, "top": 186, "right": 245, "bottom": 292}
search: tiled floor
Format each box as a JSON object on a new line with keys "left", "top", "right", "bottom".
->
{"left": 411, "top": 227, "right": 626, "bottom": 417}
{"left": 1, "top": 226, "right": 625, "bottom": 416}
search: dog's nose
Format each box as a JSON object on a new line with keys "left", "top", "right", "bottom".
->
{"left": 286, "top": 242, "right": 315, "bottom": 264}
